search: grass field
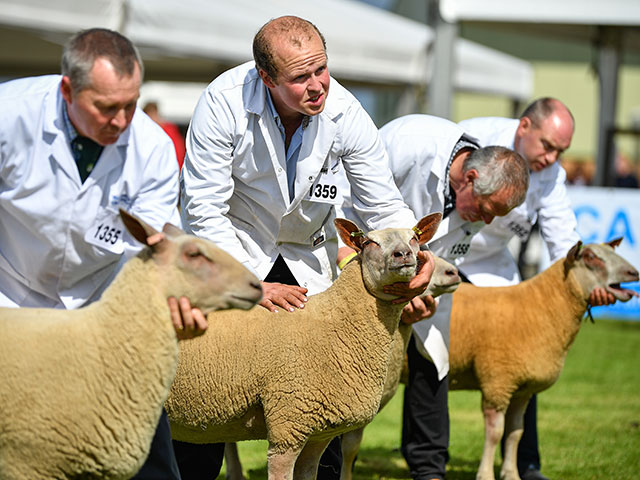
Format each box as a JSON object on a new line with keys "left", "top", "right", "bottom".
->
{"left": 219, "top": 319, "right": 640, "bottom": 480}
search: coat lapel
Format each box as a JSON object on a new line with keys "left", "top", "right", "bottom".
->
{"left": 42, "top": 86, "right": 82, "bottom": 187}
{"left": 288, "top": 113, "right": 338, "bottom": 212}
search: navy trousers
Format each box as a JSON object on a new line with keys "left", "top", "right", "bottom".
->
{"left": 401, "top": 336, "right": 449, "bottom": 480}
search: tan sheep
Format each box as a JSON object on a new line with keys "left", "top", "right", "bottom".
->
{"left": 165, "top": 213, "right": 442, "bottom": 480}
{"left": 223, "top": 254, "right": 462, "bottom": 480}
{"left": 448, "top": 238, "right": 638, "bottom": 480}
{"left": 0, "top": 210, "right": 262, "bottom": 480}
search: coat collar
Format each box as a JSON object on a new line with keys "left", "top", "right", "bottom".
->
{"left": 245, "top": 66, "right": 341, "bottom": 211}
{"left": 43, "top": 79, "right": 129, "bottom": 189}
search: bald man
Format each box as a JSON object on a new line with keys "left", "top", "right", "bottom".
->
{"left": 177, "top": 15, "right": 434, "bottom": 480}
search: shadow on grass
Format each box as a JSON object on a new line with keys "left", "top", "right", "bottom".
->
{"left": 353, "top": 447, "right": 480, "bottom": 480}
{"left": 240, "top": 447, "right": 482, "bottom": 480}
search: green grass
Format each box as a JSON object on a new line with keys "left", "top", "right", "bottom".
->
{"left": 219, "top": 319, "right": 640, "bottom": 480}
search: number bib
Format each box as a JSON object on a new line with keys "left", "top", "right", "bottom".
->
{"left": 84, "top": 210, "right": 125, "bottom": 254}
{"left": 307, "top": 168, "right": 341, "bottom": 205}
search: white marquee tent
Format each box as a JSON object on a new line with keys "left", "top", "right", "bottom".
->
{"left": 0, "top": 0, "right": 533, "bottom": 110}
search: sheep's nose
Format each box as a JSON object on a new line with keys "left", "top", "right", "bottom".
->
{"left": 393, "top": 248, "right": 412, "bottom": 260}
{"left": 445, "top": 266, "right": 458, "bottom": 277}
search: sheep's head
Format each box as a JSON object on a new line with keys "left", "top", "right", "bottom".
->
{"left": 120, "top": 209, "right": 262, "bottom": 314}
{"left": 335, "top": 213, "right": 442, "bottom": 300}
{"left": 426, "top": 255, "right": 461, "bottom": 298}
{"left": 564, "top": 238, "right": 639, "bottom": 302}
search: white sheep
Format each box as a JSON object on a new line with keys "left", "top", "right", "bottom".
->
{"left": 223, "top": 254, "right": 462, "bottom": 480}
{"left": 448, "top": 238, "right": 639, "bottom": 480}
{"left": 0, "top": 210, "right": 262, "bottom": 480}
{"left": 338, "top": 254, "right": 461, "bottom": 480}
{"left": 165, "top": 213, "right": 443, "bottom": 480}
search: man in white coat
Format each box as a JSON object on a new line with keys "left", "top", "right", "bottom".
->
{"left": 376, "top": 114, "right": 529, "bottom": 480}
{"left": 0, "top": 28, "right": 204, "bottom": 479}
{"left": 178, "top": 15, "right": 435, "bottom": 480}
{"left": 456, "top": 97, "right": 615, "bottom": 480}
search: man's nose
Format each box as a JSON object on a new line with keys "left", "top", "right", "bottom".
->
{"left": 111, "top": 109, "right": 127, "bottom": 129}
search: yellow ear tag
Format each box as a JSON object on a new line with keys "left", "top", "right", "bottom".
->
{"left": 412, "top": 226, "right": 423, "bottom": 236}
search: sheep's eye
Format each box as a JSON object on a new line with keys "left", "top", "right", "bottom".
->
{"left": 187, "top": 250, "right": 202, "bottom": 258}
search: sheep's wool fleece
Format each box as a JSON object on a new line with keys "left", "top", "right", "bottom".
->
{"left": 167, "top": 258, "right": 404, "bottom": 453}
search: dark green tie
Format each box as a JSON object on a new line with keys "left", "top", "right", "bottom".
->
{"left": 71, "top": 136, "right": 103, "bottom": 183}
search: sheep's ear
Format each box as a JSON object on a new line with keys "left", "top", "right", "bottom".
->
{"left": 119, "top": 209, "right": 170, "bottom": 253}
{"left": 162, "top": 222, "right": 185, "bottom": 239}
{"left": 335, "top": 218, "right": 366, "bottom": 251}
{"left": 413, "top": 212, "right": 442, "bottom": 244}
{"left": 564, "top": 240, "right": 583, "bottom": 274}
{"left": 119, "top": 209, "right": 159, "bottom": 244}
{"left": 607, "top": 237, "right": 623, "bottom": 249}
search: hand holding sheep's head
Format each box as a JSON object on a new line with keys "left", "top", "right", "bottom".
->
{"left": 564, "top": 237, "right": 639, "bottom": 304}
{"left": 334, "top": 213, "right": 442, "bottom": 301}
{"left": 119, "top": 209, "right": 263, "bottom": 316}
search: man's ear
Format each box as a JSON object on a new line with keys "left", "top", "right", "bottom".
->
{"left": 517, "top": 116, "right": 531, "bottom": 135}
{"left": 465, "top": 168, "right": 479, "bottom": 185}
{"left": 60, "top": 76, "right": 73, "bottom": 104}
{"left": 258, "top": 69, "right": 276, "bottom": 89}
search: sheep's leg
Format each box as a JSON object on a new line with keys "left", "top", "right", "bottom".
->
{"left": 267, "top": 444, "right": 300, "bottom": 480}
{"left": 476, "top": 403, "right": 505, "bottom": 480}
{"left": 340, "top": 429, "right": 364, "bottom": 480}
{"left": 500, "top": 396, "right": 529, "bottom": 480}
{"left": 293, "top": 437, "right": 333, "bottom": 480}
{"left": 224, "top": 442, "right": 246, "bottom": 480}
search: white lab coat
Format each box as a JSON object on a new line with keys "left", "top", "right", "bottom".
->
{"left": 456, "top": 117, "right": 579, "bottom": 287}
{"left": 180, "top": 61, "right": 416, "bottom": 295}
{"left": 380, "top": 114, "right": 485, "bottom": 379}
{"left": 0, "top": 75, "right": 180, "bottom": 309}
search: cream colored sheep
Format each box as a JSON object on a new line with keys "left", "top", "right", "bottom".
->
{"left": 0, "top": 210, "right": 262, "bottom": 480}
{"left": 165, "top": 213, "right": 442, "bottom": 480}
{"left": 448, "top": 238, "right": 639, "bottom": 480}
{"left": 337, "top": 254, "right": 461, "bottom": 480}
{"left": 223, "top": 254, "right": 462, "bottom": 480}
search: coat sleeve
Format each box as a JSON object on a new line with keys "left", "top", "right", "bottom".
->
{"left": 179, "top": 87, "right": 256, "bottom": 269}
{"left": 338, "top": 102, "right": 416, "bottom": 230}
{"left": 130, "top": 131, "right": 180, "bottom": 230}
{"left": 537, "top": 165, "right": 580, "bottom": 262}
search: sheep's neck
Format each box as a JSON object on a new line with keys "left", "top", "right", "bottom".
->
{"left": 89, "top": 256, "right": 178, "bottom": 405}
{"left": 325, "top": 258, "right": 407, "bottom": 344}
{"left": 523, "top": 259, "right": 588, "bottom": 354}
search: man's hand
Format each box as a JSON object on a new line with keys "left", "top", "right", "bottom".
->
{"left": 168, "top": 296, "right": 208, "bottom": 340}
{"left": 259, "top": 281, "right": 308, "bottom": 313}
{"left": 383, "top": 250, "right": 436, "bottom": 304}
{"left": 588, "top": 286, "right": 617, "bottom": 306}
{"left": 401, "top": 294, "right": 438, "bottom": 324}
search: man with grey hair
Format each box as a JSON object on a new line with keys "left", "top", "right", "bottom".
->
{"left": 373, "top": 114, "right": 529, "bottom": 480}
{"left": 0, "top": 28, "right": 202, "bottom": 479}
{"left": 457, "top": 97, "right": 615, "bottom": 480}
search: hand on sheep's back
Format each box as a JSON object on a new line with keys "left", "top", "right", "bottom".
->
{"left": 384, "top": 250, "right": 436, "bottom": 303}
{"left": 258, "top": 281, "right": 308, "bottom": 313}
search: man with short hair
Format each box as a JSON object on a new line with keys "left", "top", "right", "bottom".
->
{"left": 0, "top": 28, "right": 204, "bottom": 479}
{"left": 457, "top": 97, "right": 615, "bottom": 480}
{"left": 178, "top": 15, "right": 435, "bottom": 480}
{"left": 373, "top": 114, "right": 529, "bottom": 480}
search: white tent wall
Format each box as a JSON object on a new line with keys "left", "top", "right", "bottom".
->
{"left": 0, "top": 0, "right": 532, "bottom": 124}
